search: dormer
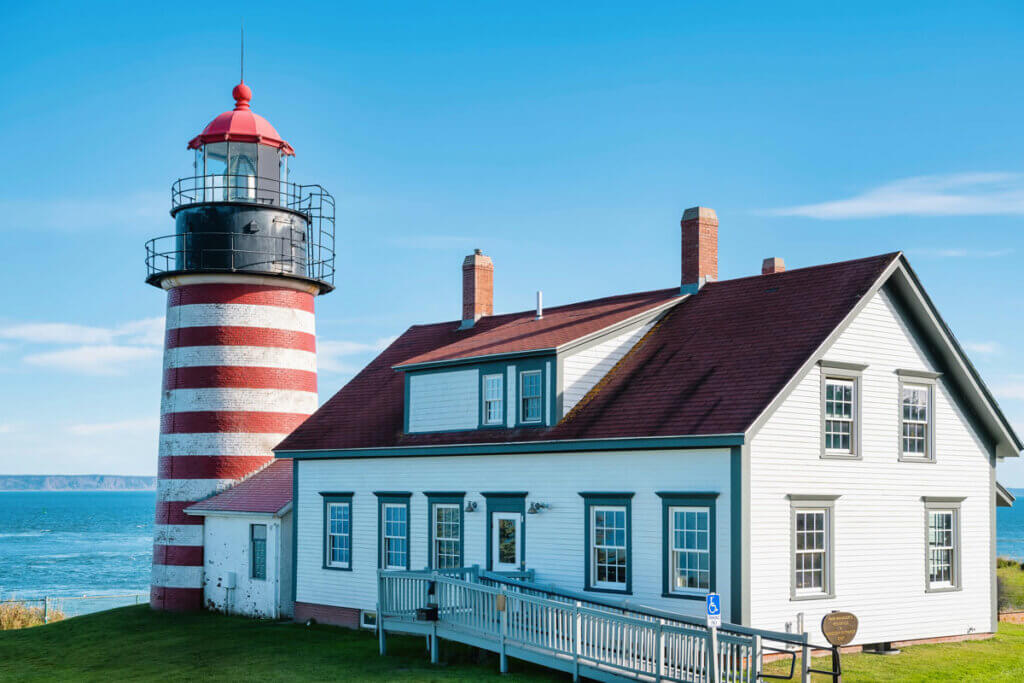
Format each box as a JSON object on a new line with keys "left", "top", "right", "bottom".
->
{"left": 394, "top": 252, "right": 684, "bottom": 435}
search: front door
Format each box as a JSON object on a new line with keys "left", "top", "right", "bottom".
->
{"left": 492, "top": 512, "right": 521, "bottom": 572}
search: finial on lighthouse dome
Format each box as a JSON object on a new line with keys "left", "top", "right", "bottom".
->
{"left": 232, "top": 81, "right": 252, "bottom": 110}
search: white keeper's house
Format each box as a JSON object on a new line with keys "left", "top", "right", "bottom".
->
{"left": 194, "top": 206, "right": 1019, "bottom": 648}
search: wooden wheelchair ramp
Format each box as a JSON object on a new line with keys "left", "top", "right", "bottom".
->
{"left": 377, "top": 569, "right": 809, "bottom": 682}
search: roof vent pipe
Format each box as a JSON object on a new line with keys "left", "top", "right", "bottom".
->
{"left": 536, "top": 290, "right": 543, "bottom": 320}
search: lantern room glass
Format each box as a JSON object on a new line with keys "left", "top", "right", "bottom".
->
{"left": 198, "top": 142, "right": 287, "bottom": 206}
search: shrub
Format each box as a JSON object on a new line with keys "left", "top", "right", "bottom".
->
{"left": 997, "top": 557, "right": 1019, "bottom": 569}
{"left": 0, "top": 601, "right": 65, "bottom": 630}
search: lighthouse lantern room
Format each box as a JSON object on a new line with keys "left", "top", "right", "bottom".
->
{"left": 146, "top": 80, "right": 334, "bottom": 611}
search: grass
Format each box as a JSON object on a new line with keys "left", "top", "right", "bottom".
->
{"left": 998, "top": 557, "right": 1024, "bottom": 611}
{"left": 0, "top": 605, "right": 560, "bottom": 682}
{"left": 0, "top": 601, "right": 64, "bottom": 631}
{"left": 1, "top": 605, "right": 1022, "bottom": 681}
{"left": 766, "top": 623, "right": 1024, "bottom": 682}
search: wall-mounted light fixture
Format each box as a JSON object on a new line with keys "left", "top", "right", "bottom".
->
{"left": 527, "top": 502, "right": 549, "bottom": 514}
{"left": 465, "top": 500, "right": 478, "bottom": 513}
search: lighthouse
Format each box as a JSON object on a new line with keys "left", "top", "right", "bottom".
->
{"left": 145, "top": 80, "right": 334, "bottom": 611}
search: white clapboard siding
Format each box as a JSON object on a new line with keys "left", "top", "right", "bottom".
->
{"left": 295, "top": 448, "right": 733, "bottom": 620}
{"left": 561, "top": 321, "right": 655, "bottom": 414}
{"left": 749, "top": 286, "right": 994, "bottom": 645}
{"left": 407, "top": 368, "right": 480, "bottom": 433}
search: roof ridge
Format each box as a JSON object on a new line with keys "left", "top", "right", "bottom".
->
{"left": 707, "top": 251, "right": 902, "bottom": 288}
{"left": 408, "top": 286, "right": 681, "bottom": 330}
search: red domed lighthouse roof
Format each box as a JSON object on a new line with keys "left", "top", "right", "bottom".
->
{"left": 187, "top": 82, "right": 295, "bottom": 156}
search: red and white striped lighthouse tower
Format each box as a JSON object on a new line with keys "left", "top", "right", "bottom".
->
{"left": 145, "top": 81, "right": 335, "bottom": 610}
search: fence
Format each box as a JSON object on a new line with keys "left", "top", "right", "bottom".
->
{"left": 0, "top": 593, "right": 149, "bottom": 621}
{"left": 378, "top": 569, "right": 809, "bottom": 682}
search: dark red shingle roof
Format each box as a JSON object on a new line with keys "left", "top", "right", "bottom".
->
{"left": 275, "top": 253, "right": 899, "bottom": 452}
{"left": 186, "top": 459, "right": 293, "bottom": 514}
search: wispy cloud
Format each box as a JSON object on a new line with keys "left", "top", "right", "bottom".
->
{"left": 318, "top": 337, "right": 396, "bottom": 374}
{"left": 23, "top": 345, "right": 160, "bottom": 375}
{"left": 1, "top": 317, "right": 165, "bottom": 374}
{"left": 0, "top": 192, "right": 166, "bottom": 233}
{"left": 963, "top": 341, "right": 1002, "bottom": 355}
{"left": 0, "top": 424, "right": 14, "bottom": 434}
{"left": 766, "top": 172, "right": 1024, "bottom": 219}
{"left": 993, "top": 376, "right": 1024, "bottom": 401}
{"left": 67, "top": 418, "right": 158, "bottom": 436}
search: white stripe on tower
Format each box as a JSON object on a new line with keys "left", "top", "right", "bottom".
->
{"left": 151, "top": 275, "right": 319, "bottom": 612}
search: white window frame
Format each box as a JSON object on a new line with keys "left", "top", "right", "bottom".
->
{"left": 818, "top": 361, "right": 865, "bottom": 459}
{"left": 590, "top": 505, "right": 628, "bottom": 591}
{"left": 382, "top": 502, "right": 409, "bottom": 570}
{"left": 360, "top": 610, "right": 378, "bottom": 630}
{"left": 924, "top": 497, "right": 963, "bottom": 592}
{"left": 482, "top": 374, "right": 504, "bottom": 426}
{"left": 668, "top": 506, "right": 712, "bottom": 596}
{"left": 250, "top": 523, "right": 267, "bottom": 580}
{"left": 432, "top": 503, "right": 462, "bottom": 569}
{"left": 788, "top": 495, "right": 838, "bottom": 601}
{"left": 326, "top": 501, "right": 351, "bottom": 569}
{"left": 899, "top": 375, "right": 936, "bottom": 462}
{"left": 519, "top": 370, "right": 543, "bottom": 424}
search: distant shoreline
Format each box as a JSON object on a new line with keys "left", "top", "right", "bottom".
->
{"left": 0, "top": 475, "right": 156, "bottom": 492}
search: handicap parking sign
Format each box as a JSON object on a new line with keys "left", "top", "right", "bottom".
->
{"left": 705, "top": 593, "right": 721, "bottom": 628}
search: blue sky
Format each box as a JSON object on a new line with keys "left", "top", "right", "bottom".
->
{"left": 1, "top": 2, "right": 1022, "bottom": 481}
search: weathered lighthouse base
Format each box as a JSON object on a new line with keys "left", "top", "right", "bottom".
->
{"left": 150, "top": 586, "right": 204, "bottom": 612}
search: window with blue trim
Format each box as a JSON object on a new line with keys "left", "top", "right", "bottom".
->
{"left": 376, "top": 493, "right": 412, "bottom": 570}
{"left": 580, "top": 493, "right": 633, "bottom": 594}
{"left": 321, "top": 492, "right": 353, "bottom": 571}
{"left": 658, "top": 492, "right": 717, "bottom": 599}
{"left": 483, "top": 374, "right": 504, "bottom": 425}
{"left": 520, "top": 370, "right": 542, "bottom": 423}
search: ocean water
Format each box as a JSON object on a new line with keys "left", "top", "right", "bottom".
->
{"left": 997, "top": 489, "right": 1024, "bottom": 561}
{"left": 0, "top": 491, "right": 154, "bottom": 614}
{"left": 1, "top": 489, "right": 1023, "bottom": 617}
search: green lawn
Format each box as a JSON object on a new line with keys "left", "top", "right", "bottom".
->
{"left": 998, "top": 558, "right": 1024, "bottom": 611}
{"left": 1, "top": 605, "right": 1022, "bottom": 682}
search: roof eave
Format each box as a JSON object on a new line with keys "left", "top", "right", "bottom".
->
{"left": 275, "top": 433, "right": 745, "bottom": 460}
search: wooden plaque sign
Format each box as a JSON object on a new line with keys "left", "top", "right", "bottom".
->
{"left": 821, "top": 611, "right": 858, "bottom": 647}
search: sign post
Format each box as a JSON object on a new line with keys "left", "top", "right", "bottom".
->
{"left": 809, "top": 611, "right": 858, "bottom": 683}
{"left": 705, "top": 593, "right": 721, "bottom": 683}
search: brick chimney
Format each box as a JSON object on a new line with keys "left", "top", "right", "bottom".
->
{"left": 762, "top": 257, "right": 785, "bottom": 275}
{"left": 681, "top": 206, "right": 718, "bottom": 294}
{"left": 461, "top": 249, "right": 494, "bottom": 328}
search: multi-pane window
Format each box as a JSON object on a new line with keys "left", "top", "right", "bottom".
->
{"left": 382, "top": 503, "right": 408, "bottom": 569}
{"left": 902, "top": 384, "right": 931, "bottom": 458}
{"left": 794, "top": 510, "right": 828, "bottom": 594}
{"left": 250, "top": 524, "right": 267, "bottom": 580}
{"left": 824, "top": 378, "right": 855, "bottom": 454}
{"left": 591, "top": 506, "right": 627, "bottom": 589}
{"left": 520, "top": 371, "right": 542, "bottom": 423}
{"left": 432, "top": 504, "right": 461, "bottom": 569}
{"left": 928, "top": 510, "right": 956, "bottom": 589}
{"left": 327, "top": 502, "right": 351, "bottom": 568}
{"left": 669, "top": 507, "right": 711, "bottom": 594}
{"left": 483, "top": 374, "right": 504, "bottom": 425}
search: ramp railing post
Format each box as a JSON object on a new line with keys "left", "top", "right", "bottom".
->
{"left": 753, "top": 634, "right": 762, "bottom": 682}
{"left": 499, "top": 589, "right": 508, "bottom": 674}
{"left": 801, "top": 642, "right": 810, "bottom": 683}
{"left": 655, "top": 619, "right": 664, "bottom": 683}
{"left": 708, "top": 626, "right": 719, "bottom": 683}
{"left": 573, "top": 601, "right": 581, "bottom": 682}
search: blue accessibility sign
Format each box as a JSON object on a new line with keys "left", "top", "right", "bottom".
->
{"left": 705, "top": 593, "right": 722, "bottom": 627}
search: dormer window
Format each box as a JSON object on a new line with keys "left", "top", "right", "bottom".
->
{"left": 520, "top": 370, "right": 542, "bottom": 423}
{"left": 483, "top": 374, "right": 504, "bottom": 425}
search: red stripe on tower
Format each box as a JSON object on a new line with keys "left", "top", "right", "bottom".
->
{"left": 165, "top": 326, "right": 317, "bottom": 351}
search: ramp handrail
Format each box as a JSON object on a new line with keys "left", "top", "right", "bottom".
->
{"left": 377, "top": 569, "right": 802, "bottom": 682}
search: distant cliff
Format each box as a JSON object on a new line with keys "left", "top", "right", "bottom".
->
{"left": 0, "top": 475, "right": 156, "bottom": 491}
